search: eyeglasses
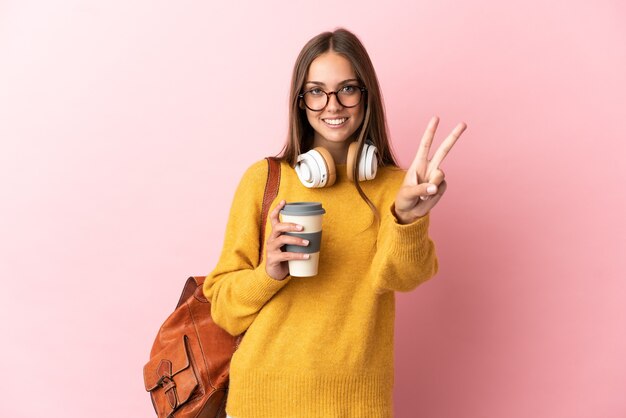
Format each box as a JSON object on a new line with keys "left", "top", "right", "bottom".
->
{"left": 298, "top": 85, "right": 367, "bottom": 111}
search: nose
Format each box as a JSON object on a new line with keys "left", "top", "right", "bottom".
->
{"left": 325, "top": 92, "right": 343, "bottom": 112}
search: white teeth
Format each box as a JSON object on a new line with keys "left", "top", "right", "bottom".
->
{"left": 323, "top": 118, "right": 347, "bottom": 125}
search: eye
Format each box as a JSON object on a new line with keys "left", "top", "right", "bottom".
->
{"left": 340, "top": 85, "right": 357, "bottom": 94}
{"left": 308, "top": 88, "right": 324, "bottom": 96}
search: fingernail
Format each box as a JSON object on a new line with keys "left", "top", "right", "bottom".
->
{"left": 302, "top": 240, "right": 309, "bottom": 245}
{"left": 304, "top": 254, "right": 310, "bottom": 259}
{"left": 427, "top": 185, "right": 437, "bottom": 194}
{"left": 296, "top": 225, "right": 303, "bottom": 231}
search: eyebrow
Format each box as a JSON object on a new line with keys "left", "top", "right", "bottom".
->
{"left": 304, "top": 78, "right": 359, "bottom": 87}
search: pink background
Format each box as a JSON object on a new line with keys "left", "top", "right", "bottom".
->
{"left": 1, "top": 0, "right": 625, "bottom": 417}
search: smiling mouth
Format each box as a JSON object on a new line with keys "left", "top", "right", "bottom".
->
{"left": 322, "top": 117, "right": 348, "bottom": 127}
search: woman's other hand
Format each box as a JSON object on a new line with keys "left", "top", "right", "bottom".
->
{"left": 394, "top": 116, "right": 467, "bottom": 224}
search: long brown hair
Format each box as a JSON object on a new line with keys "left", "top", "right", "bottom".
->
{"left": 277, "top": 28, "right": 399, "bottom": 223}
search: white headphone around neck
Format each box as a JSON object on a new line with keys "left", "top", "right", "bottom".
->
{"left": 295, "top": 139, "right": 378, "bottom": 188}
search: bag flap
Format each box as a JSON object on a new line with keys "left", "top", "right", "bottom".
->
{"left": 143, "top": 335, "right": 199, "bottom": 404}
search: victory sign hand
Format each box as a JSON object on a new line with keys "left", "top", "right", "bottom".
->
{"left": 393, "top": 116, "right": 467, "bottom": 224}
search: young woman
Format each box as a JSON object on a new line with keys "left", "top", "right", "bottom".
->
{"left": 204, "top": 28, "right": 466, "bottom": 418}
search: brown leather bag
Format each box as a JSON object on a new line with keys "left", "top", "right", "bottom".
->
{"left": 143, "top": 157, "right": 281, "bottom": 418}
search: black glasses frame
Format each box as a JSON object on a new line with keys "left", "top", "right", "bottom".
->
{"left": 298, "top": 86, "right": 367, "bottom": 111}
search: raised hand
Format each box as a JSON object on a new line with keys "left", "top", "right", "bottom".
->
{"left": 393, "top": 116, "right": 467, "bottom": 224}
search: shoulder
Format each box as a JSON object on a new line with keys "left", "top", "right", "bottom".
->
{"left": 227, "top": 159, "right": 273, "bottom": 204}
{"left": 360, "top": 164, "right": 405, "bottom": 201}
{"left": 236, "top": 158, "right": 272, "bottom": 188}
{"left": 241, "top": 157, "right": 294, "bottom": 186}
{"left": 243, "top": 158, "right": 270, "bottom": 178}
{"left": 376, "top": 164, "right": 406, "bottom": 185}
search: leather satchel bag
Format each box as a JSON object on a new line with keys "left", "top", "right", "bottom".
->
{"left": 144, "top": 157, "right": 281, "bottom": 418}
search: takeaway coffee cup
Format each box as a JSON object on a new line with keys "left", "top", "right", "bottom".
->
{"left": 279, "top": 202, "right": 325, "bottom": 277}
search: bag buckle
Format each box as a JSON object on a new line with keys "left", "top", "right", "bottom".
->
{"left": 156, "top": 360, "right": 179, "bottom": 409}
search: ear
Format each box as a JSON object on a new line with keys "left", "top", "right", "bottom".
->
{"left": 298, "top": 98, "right": 305, "bottom": 110}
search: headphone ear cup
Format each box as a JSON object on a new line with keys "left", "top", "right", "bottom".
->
{"left": 346, "top": 141, "right": 378, "bottom": 181}
{"left": 295, "top": 147, "right": 336, "bottom": 188}
{"left": 346, "top": 142, "right": 359, "bottom": 182}
{"left": 314, "top": 147, "right": 336, "bottom": 187}
{"left": 361, "top": 142, "right": 378, "bottom": 181}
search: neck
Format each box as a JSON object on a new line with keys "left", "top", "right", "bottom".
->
{"left": 312, "top": 136, "right": 349, "bottom": 164}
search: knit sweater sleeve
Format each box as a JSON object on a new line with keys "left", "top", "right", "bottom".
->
{"left": 370, "top": 204, "right": 439, "bottom": 293}
{"left": 202, "top": 160, "right": 291, "bottom": 336}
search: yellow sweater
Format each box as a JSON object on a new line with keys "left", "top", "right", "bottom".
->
{"left": 204, "top": 159, "right": 438, "bottom": 418}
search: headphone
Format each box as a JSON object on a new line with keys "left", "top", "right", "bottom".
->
{"left": 295, "top": 139, "right": 378, "bottom": 188}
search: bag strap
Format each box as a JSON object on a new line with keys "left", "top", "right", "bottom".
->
{"left": 259, "top": 156, "right": 281, "bottom": 264}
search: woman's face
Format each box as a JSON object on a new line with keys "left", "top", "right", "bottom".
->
{"left": 302, "top": 51, "right": 365, "bottom": 146}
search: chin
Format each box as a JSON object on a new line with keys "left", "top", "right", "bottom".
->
{"left": 319, "top": 128, "right": 358, "bottom": 144}
{"left": 324, "top": 134, "right": 351, "bottom": 143}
